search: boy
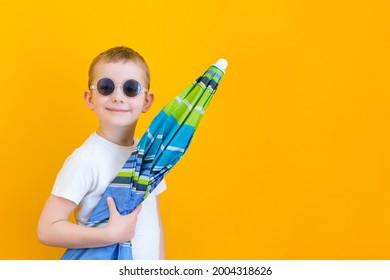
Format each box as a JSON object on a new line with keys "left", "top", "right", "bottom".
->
{"left": 37, "top": 46, "right": 166, "bottom": 260}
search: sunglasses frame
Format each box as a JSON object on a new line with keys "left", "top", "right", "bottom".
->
{"left": 90, "top": 77, "right": 148, "bottom": 98}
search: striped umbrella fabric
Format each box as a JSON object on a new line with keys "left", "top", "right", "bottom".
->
{"left": 61, "top": 58, "right": 228, "bottom": 260}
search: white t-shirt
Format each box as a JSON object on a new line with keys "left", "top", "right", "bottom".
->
{"left": 52, "top": 132, "right": 166, "bottom": 260}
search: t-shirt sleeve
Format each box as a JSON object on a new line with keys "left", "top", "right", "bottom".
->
{"left": 153, "top": 178, "right": 167, "bottom": 196}
{"left": 51, "top": 149, "right": 93, "bottom": 205}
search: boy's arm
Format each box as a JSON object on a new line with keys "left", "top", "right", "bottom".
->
{"left": 37, "top": 194, "right": 142, "bottom": 249}
{"left": 157, "top": 197, "right": 166, "bottom": 259}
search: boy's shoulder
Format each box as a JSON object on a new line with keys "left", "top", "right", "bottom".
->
{"left": 63, "top": 132, "right": 139, "bottom": 175}
{"left": 69, "top": 133, "right": 97, "bottom": 158}
{"left": 63, "top": 133, "right": 99, "bottom": 167}
{"left": 72, "top": 132, "right": 138, "bottom": 165}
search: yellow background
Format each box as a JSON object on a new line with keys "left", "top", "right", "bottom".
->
{"left": 0, "top": 0, "right": 389, "bottom": 259}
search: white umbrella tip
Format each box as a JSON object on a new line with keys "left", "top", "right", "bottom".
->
{"left": 214, "top": 58, "right": 228, "bottom": 72}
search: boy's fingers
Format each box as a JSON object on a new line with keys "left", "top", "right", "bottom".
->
{"left": 107, "top": 197, "right": 141, "bottom": 219}
{"left": 107, "top": 197, "right": 118, "bottom": 215}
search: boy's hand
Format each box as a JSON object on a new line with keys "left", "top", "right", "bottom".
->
{"left": 105, "top": 197, "right": 142, "bottom": 244}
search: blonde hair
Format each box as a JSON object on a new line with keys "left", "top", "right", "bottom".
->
{"left": 88, "top": 46, "right": 150, "bottom": 89}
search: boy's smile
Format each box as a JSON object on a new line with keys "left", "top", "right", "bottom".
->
{"left": 106, "top": 107, "right": 131, "bottom": 113}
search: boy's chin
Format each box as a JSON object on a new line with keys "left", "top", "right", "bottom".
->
{"left": 112, "top": 121, "right": 138, "bottom": 128}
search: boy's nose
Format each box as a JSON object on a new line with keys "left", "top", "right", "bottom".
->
{"left": 110, "top": 87, "right": 126, "bottom": 102}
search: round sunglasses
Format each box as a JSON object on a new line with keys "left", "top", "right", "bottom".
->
{"left": 90, "top": 78, "right": 148, "bottom": 98}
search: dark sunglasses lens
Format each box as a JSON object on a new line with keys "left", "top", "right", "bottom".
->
{"left": 97, "top": 78, "right": 115, "bottom": 96}
{"left": 123, "top": 80, "right": 141, "bottom": 97}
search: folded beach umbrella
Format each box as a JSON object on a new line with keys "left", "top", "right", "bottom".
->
{"left": 62, "top": 58, "right": 228, "bottom": 260}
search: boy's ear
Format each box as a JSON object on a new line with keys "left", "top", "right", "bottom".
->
{"left": 142, "top": 91, "right": 154, "bottom": 113}
{"left": 84, "top": 90, "right": 94, "bottom": 110}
